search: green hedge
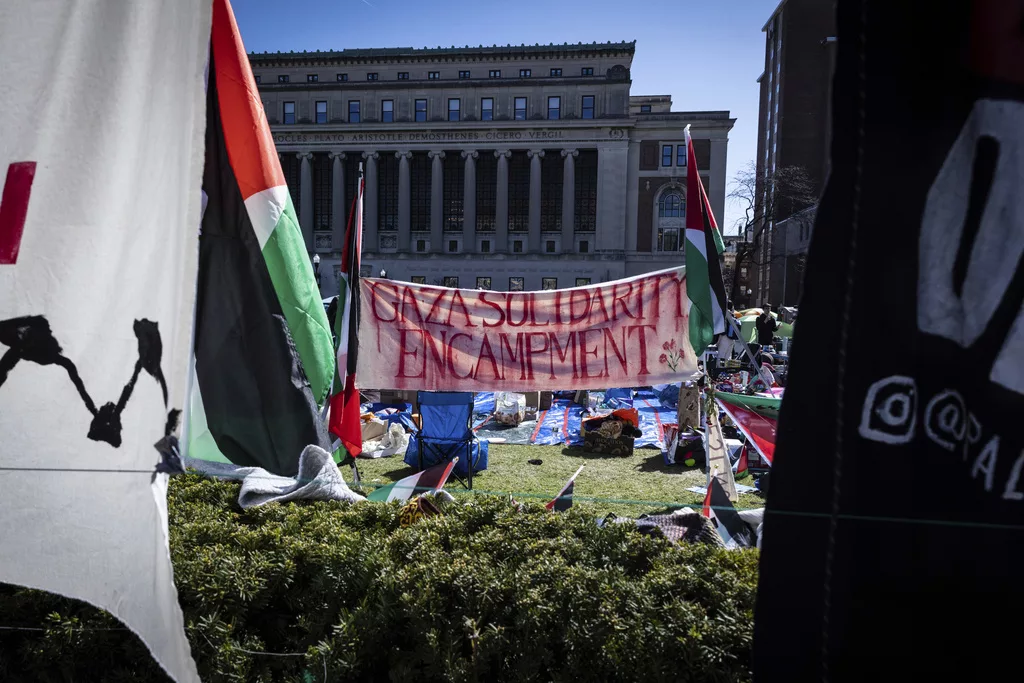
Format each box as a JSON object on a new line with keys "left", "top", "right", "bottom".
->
{"left": 0, "top": 474, "right": 758, "bottom": 682}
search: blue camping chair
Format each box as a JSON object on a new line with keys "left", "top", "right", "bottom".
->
{"left": 409, "top": 391, "right": 483, "bottom": 489}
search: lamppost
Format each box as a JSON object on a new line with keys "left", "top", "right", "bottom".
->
{"left": 312, "top": 253, "right": 321, "bottom": 287}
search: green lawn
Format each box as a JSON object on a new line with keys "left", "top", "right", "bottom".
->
{"left": 352, "top": 442, "right": 765, "bottom": 518}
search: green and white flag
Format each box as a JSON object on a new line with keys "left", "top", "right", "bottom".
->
{"left": 684, "top": 126, "right": 728, "bottom": 355}
{"left": 367, "top": 458, "right": 457, "bottom": 503}
{"left": 187, "top": 0, "right": 335, "bottom": 476}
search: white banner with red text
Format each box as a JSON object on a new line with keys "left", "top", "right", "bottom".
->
{"left": 357, "top": 266, "right": 699, "bottom": 392}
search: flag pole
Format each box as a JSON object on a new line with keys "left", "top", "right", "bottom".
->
{"left": 725, "top": 313, "right": 769, "bottom": 382}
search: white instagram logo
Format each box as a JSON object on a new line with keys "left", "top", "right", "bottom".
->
{"left": 859, "top": 375, "right": 917, "bottom": 444}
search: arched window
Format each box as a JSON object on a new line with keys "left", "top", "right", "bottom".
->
{"left": 658, "top": 191, "right": 685, "bottom": 218}
{"left": 656, "top": 189, "right": 686, "bottom": 251}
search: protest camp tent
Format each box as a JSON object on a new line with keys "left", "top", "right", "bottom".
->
{"left": 737, "top": 313, "right": 795, "bottom": 343}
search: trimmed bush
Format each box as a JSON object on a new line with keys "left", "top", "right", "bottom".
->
{"left": 0, "top": 474, "right": 758, "bottom": 682}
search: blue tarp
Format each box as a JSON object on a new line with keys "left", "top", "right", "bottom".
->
{"left": 473, "top": 391, "right": 495, "bottom": 415}
{"left": 633, "top": 389, "right": 674, "bottom": 449}
{"left": 532, "top": 399, "right": 586, "bottom": 446}
{"left": 438, "top": 387, "right": 676, "bottom": 451}
{"left": 603, "top": 387, "right": 635, "bottom": 409}
{"left": 365, "top": 402, "right": 418, "bottom": 432}
{"left": 651, "top": 384, "right": 680, "bottom": 410}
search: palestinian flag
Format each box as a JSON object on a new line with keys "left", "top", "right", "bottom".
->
{"left": 733, "top": 444, "right": 750, "bottom": 479}
{"left": 546, "top": 465, "right": 584, "bottom": 511}
{"left": 715, "top": 391, "right": 782, "bottom": 421}
{"left": 684, "top": 126, "right": 728, "bottom": 355}
{"left": 702, "top": 477, "right": 750, "bottom": 547}
{"left": 189, "top": 0, "right": 335, "bottom": 475}
{"left": 715, "top": 396, "right": 777, "bottom": 466}
{"left": 367, "top": 458, "right": 457, "bottom": 503}
{"left": 327, "top": 176, "right": 364, "bottom": 458}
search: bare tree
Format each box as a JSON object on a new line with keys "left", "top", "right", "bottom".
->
{"left": 726, "top": 162, "right": 818, "bottom": 305}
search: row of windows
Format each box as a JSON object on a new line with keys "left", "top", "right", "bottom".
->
{"left": 408, "top": 276, "right": 591, "bottom": 290}
{"left": 258, "top": 67, "right": 595, "bottom": 85}
{"left": 282, "top": 95, "right": 596, "bottom": 124}
{"left": 661, "top": 144, "right": 688, "bottom": 167}
{"left": 412, "top": 236, "right": 590, "bottom": 255}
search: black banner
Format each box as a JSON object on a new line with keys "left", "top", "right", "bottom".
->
{"left": 754, "top": 1, "right": 1024, "bottom": 681}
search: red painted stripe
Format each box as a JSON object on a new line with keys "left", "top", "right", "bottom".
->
{"left": 211, "top": 0, "right": 285, "bottom": 201}
{"left": 530, "top": 408, "right": 549, "bottom": 443}
{"left": 0, "top": 162, "right": 37, "bottom": 265}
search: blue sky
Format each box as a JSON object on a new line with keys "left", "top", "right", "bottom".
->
{"left": 233, "top": 0, "right": 779, "bottom": 233}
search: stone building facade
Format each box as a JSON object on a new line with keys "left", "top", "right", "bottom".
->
{"left": 250, "top": 42, "right": 734, "bottom": 293}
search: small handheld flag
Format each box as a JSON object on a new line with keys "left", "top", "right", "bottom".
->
{"left": 367, "top": 457, "right": 458, "bottom": 503}
{"left": 702, "top": 477, "right": 750, "bottom": 547}
{"left": 546, "top": 465, "right": 584, "bottom": 511}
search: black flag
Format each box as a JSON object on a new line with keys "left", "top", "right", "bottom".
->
{"left": 754, "top": 2, "right": 1024, "bottom": 682}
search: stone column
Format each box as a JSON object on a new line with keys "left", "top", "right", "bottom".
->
{"left": 527, "top": 149, "right": 544, "bottom": 252}
{"left": 625, "top": 141, "right": 640, "bottom": 252}
{"left": 428, "top": 151, "right": 445, "bottom": 253}
{"left": 396, "top": 151, "right": 412, "bottom": 252}
{"left": 560, "top": 149, "right": 578, "bottom": 254}
{"left": 709, "top": 138, "right": 729, "bottom": 229}
{"left": 461, "top": 150, "right": 478, "bottom": 252}
{"left": 298, "top": 152, "right": 314, "bottom": 252}
{"left": 362, "top": 151, "right": 379, "bottom": 251}
{"left": 494, "top": 149, "right": 511, "bottom": 253}
{"left": 594, "top": 144, "right": 629, "bottom": 251}
{"left": 329, "top": 152, "right": 346, "bottom": 250}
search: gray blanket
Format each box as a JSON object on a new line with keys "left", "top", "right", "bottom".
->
{"left": 184, "top": 445, "right": 365, "bottom": 509}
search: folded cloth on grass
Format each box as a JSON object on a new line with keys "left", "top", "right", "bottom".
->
{"left": 362, "top": 422, "right": 410, "bottom": 459}
{"left": 185, "top": 445, "right": 365, "bottom": 508}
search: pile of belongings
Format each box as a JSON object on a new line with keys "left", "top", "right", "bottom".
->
{"left": 662, "top": 423, "right": 705, "bottom": 466}
{"left": 598, "top": 508, "right": 725, "bottom": 547}
{"left": 599, "top": 507, "right": 764, "bottom": 549}
{"left": 583, "top": 408, "right": 642, "bottom": 440}
{"left": 358, "top": 402, "right": 419, "bottom": 457}
{"left": 493, "top": 391, "right": 527, "bottom": 426}
{"left": 362, "top": 422, "right": 410, "bottom": 459}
